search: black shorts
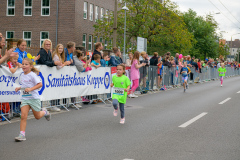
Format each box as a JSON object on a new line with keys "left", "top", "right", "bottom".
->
{"left": 158, "top": 74, "right": 162, "bottom": 79}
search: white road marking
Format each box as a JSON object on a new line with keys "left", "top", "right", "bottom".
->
{"left": 219, "top": 98, "right": 231, "bottom": 104}
{"left": 179, "top": 112, "right": 208, "bottom": 128}
{"left": 123, "top": 159, "right": 134, "bottom": 160}
{"left": 237, "top": 91, "right": 240, "bottom": 93}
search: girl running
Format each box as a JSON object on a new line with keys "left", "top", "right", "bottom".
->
{"left": 180, "top": 61, "right": 190, "bottom": 92}
{"left": 15, "top": 58, "right": 51, "bottom": 142}
{"left": 111, "top": 64, "right": 131, "bottom": 124}
{"left": 218, "top": 63, "right": 226, "bottom": 87}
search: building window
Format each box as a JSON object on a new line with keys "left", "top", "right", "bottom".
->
{"left": 105, "top": 9, "right": 108, "bottom": 19}
{"left": 41, "top": 0, "right": 50, "bottom": 16}
{"left": 95, "top": 6, "right": 99, "bottom": 22}
{"left": 94, "top": 36, "right": 98, "bottom": 45}
{"left": 100, "top": 37, "right": 103, "bottom": 43}
{"left": 23, "top": 31, "right": 31, "bottom": 47}
{"left": 88, "top": 35, "right": 92, "bottom": 51}
{"left": 6, "top": 31, "right": 14, "bottom": 39}
{"left": 7, "top": 0, "right": 15, "bottom": 16}
{"left": 24, "top": 0, "right": 32, "bottom": 16}
{"left": 40, "top": 31, "right": 49, "bottom": 46}
{"left": 101, "top": 8, "right": 104, "bottom": 20}
{"left": 82, "top": 34, "right": 86, "bottom": 48}
{"left": 89, "top": 4, "right": 93, "bottom": 21}
{"left": 83, "top": 2, "right": 87, "bottom": 19}
{"left": 104, "top": 40, "right": 107, "bottom": 49}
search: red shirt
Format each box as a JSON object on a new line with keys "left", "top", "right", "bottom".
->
{"left": 6, "top": 61, "right": 16, "bottom": 68}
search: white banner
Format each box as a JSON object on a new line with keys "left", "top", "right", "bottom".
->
{"left": 0, "top": 65, "right": 111, "bottom": 102}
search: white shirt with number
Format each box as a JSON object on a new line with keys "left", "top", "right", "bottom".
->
{"left": 20, "top": 71, "right": 41, "bottom": 100}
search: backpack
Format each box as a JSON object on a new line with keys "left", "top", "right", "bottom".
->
{"left": 0, "top": 103, "right": 10, "bottom": 113}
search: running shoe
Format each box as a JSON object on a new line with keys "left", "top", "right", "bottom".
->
{"left": 132, "top": 94, "right": 138, "bottom": 98}
{"left": 184, "top": 89, "right": 186, "bottom": 92}
{"left": 120, "top": 118, "right": 125, "bottom": 124}
{"left": 186, "top": 84, "right": 188, "bottom": 89}
{"left": 43, "top": 108, "right": 51, "bottom": 121}
{"left": 15, "top": 134, "right": 26, "bottom": 142}
{"left": 113, "top": 109, "right": 118, "bottom": 116}
{"left": 128, "top": 94, "right": 134, "bottom": 98}
{"left": 221, "top": 85, "right": 222, "bottom": 87}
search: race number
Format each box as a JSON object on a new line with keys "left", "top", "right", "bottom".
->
{"left": 221, "top": 72, "right": 224, "bottom": 74}
{"left": 21, "top": 88, "right": 32, "bottom": 97}
{"left": 113, "top": 87, "right": 124, "bottom": 96}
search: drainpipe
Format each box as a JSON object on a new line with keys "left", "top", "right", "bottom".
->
{"left": 56, "top": 0, "right": 59, "bottom": 47}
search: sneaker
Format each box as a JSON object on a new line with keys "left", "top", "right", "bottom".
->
{"left": 15, "top": 134, "right": 26, "bottom": 142}
{"left": 221, "top": 85, "right": 222, "bottom": 87}
{"left": 184, "top": 89, "right": 186, "bottom": 92}
{"left": 50, "top": 106, "right": 60, "bottom": 112}
{"left": 186, "top": 85, "right": 188, "bottom": 89}
{"left": 128, "top": 94, "right": 134, "bottom": 98}
{"left": 75, "top": 104, "right": 82, "bottom": 108}
{"left": 113, "top": 109, "right": 118, "bottom": 116}
{"left": 120, "top": 118, "right": 125, "bottom": 124}
{"left": 43, "top": 108, "right": 51, "bottom": 121}
{"left": 132, "top": 94, "right": 138, "bottom": 98}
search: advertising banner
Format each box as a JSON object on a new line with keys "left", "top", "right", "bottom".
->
{"left": 0, "top": 65, "right": 111, "bottom": 102}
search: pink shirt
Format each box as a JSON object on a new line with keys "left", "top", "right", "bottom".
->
{"left": 130, "top": 59, "right": 139, "bottom": 80}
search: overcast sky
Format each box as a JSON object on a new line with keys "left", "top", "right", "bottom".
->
{"left": 173, "top": 0, "right": 240, "bottom": 41}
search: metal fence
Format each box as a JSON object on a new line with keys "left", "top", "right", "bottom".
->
{"left": 1, "top": 66, "right": 239, "bottom": 123}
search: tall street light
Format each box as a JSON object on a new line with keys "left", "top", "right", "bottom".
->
{"left": 122, "top": 3, "right": 129, "bottom": 63}
{"left": 230, "top": 33, "right": 240, "bottom": 62}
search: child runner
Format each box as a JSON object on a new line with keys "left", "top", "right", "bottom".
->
{"left": 14, "top": 58, "right": 51, "bottom": 142}
{"left": 157, "top": 56, "right": 163, "bottom": 89}
{"left": 180, "top": 61, "right": 190, "bottom": 92}
{"left": 111, "top": 64, "right": 131, "bottom": 124}
{"left": 6, "top": 54, "right": 22, "bottom": 74}
{"left": 218, "top": 63, "right": 226, "bottom": 87}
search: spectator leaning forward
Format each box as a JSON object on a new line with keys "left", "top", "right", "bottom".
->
{"left": 0, "top": 36, "right": 17, "bottom": 65}
{"left": 64, "top": 41, "right": 76, "bottom": 66}
{"left": 37, "top": 39, "right": 62, "bottom": 67}
{"left": 109, "top": 47, "right": 123, "bottom": 66}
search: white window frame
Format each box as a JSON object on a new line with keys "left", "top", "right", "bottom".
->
{"left": 6, "top": 31, "right": 14, "bottom": 39}
{"left": 100, "top": 37, "right": 103, "bottom": 43}
{"left": 104, "top": 40, "right": 107, "bottom": 49}
{"left": 83, "top": 2, "right": 88, "bottom": 19}
{"left": 24, "top": 0, "right": 32, "bottom": 16}
{"left": 105, "top": 9, "right": 108, "bottom": 19}
{"left": 82, "top": 34, "right": 86, "bottom": 49}
{"left": 41, "top": 0, "right": 50, "bottom": 16}
{"left": 94, "top": 36, "right": 98, "bottom": 45}
{"left": 7, "top": 0, "right": 15, "bottom": 16}
{"left": 23, "top": 31, "right": 32, "bottom": 47}
{"left": 40, "top": 31, "right": 49, "bottom": 47}
{"left": 89, "top": 4, "right": 93, "bottom": 21}
{"left": 101, "top": 8, "right": 104, "bottom": 20}
{"left": 95, "top": 6, "right": 99, "bottom": 22}
{"left": 88, "top": 35, "right": 93, "bottom": 51}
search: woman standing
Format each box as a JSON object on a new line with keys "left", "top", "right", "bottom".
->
{"left": 15, "top": 39, "right": 40, "bottom": 64}
{"left": 126, "top": 52, "right": 133, "bottom": 67}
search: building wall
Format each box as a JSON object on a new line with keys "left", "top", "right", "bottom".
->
{"left": 0, "top": 0, "right": 114, "bottom": 53}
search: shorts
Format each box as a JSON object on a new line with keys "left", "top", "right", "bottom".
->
{"left": 20, "top": 99, "right": 41, "bottom": 112}
{"left": 158, "top": 74, "right": 162, "bottom": 79}
{"left": 182, "top": 76, "right": 188, "bottom": 82}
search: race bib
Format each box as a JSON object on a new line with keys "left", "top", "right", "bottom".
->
{"left": 221, "top": 72, "right": 224, "bottom": 74}
{"left": 113, "top": 87, "right": 124, "bottom": 96}
{"left": 21, "top": 88, "right": 32, "bottom": 97}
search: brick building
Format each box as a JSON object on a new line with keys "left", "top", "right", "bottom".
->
{"left": 0, "top": 0, "right": 115, "bottom": 52}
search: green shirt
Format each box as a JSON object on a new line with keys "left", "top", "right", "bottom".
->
{"left": 112, "top": 75, "right": 131, "bottom": 104}
{"left": 218, "top": 67, "right": 226, "bottom": 76}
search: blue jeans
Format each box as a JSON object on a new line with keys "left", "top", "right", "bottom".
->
{"left": 112, "top": 99, "right": 125, "bottom": 118}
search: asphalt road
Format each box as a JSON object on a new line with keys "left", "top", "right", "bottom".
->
{"left": 1, "top": 76, "right": 240, "bottom": 160}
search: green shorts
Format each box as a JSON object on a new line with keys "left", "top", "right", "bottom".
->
{"left": 20, "top": 99, "right": 41, "bottom": 112}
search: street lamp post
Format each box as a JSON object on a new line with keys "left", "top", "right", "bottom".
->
{"left": 230, "top": 33, "right": 240, "bottom": 62}
{"left": 122, "top": 3, "right": 129, "bottom": 63}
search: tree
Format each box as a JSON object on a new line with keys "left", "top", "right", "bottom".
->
{"left": 182, "top": 9, "right": 219, "bottom": 59}
{"left": 93, "top": 0, "right": 194, "bottom": 55}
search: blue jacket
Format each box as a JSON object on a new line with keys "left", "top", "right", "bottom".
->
{"left": 15, "top": 48, "right": 28, "bottom": 63}
{"left": 109, "top": 55, "right": 123, "bottom": 66}
{"left": 64, "top": 48, "right": 75, "bottom": 66}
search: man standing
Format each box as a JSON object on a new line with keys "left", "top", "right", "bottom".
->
{"left": 174, "top": 53, "right": 179, "bottom": 65}
{"left": 91, "top": 42, "right": 103, "bottom": 61}
{"left": 109, "top": 47, "right": 123, "bottom": 66}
